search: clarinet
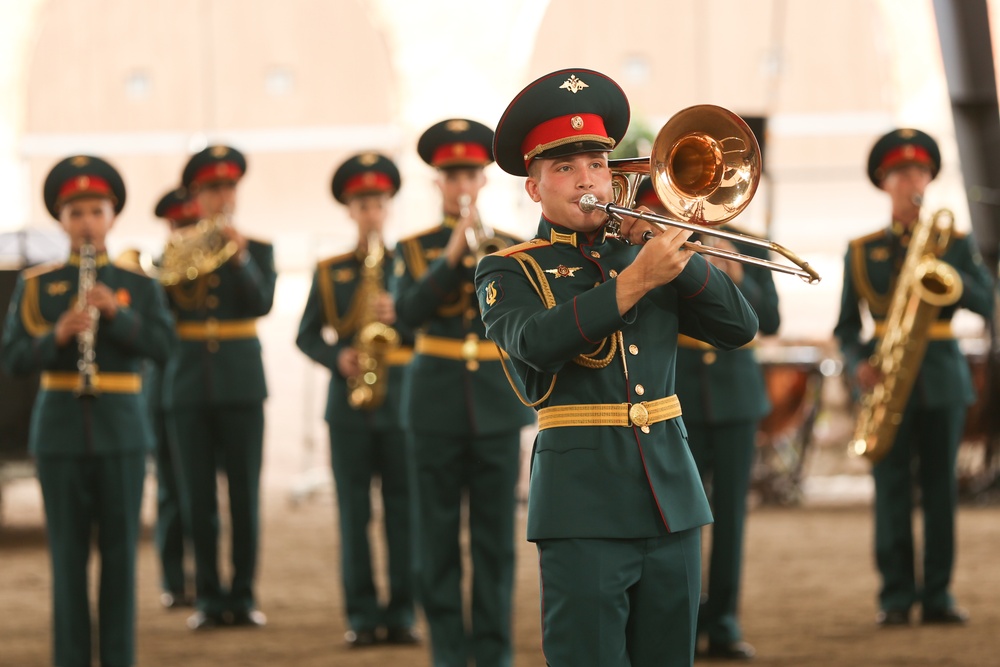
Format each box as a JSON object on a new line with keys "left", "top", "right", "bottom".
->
{"left": 75, "top": 240, "right": 100, "bottom": 398}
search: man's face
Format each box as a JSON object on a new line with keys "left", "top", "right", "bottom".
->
{"left": 436, "top": 167, "right": 486, "bottom": 216}
{"left": 525, "top": 152, "right": 613, "bottom": 232}
{"left": 194, "top": 180, "right": 238, "bottom": 217}
{"left": 58, "top": 196, "right": 116, "bottom": 250}
{"left": 346, "top": 193, "right": 390, "bottom": 237}
{"left": 881, "top": 164, "right": 932, "bottom": 214}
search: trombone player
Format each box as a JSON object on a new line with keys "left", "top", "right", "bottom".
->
{"left": 296, "top": 152, "right": 419, "bottom": 648}
{"left": 163, "top": 145, "right": 277, "bottom": 630}
{"left": 834, "top": 129, "right": 993, "bottom": 627}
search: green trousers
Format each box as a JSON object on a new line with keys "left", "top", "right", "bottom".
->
{"left": 152, "top": 408, "right": 188, "bottom": 597}
{"left": 873, "top": 403, "right": 965, "bottom": 613}
{"left": 686, "top": 420, "right": 757, "bottom": 645}
{"left": 36, "top": 451, "right": 146, "bottom": 667}
{"left": 328, "top": 422, "right": 414, "bottom": 632}
{"left": 170, "top": 404, "right": 264, "bottom": 616}
{"left": 409, "top": 430, "right": 520, "bottom": 667}
{"left": 536, "top": 530, "right": 702, "bottom": 667}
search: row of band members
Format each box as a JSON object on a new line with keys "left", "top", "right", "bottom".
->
{"left": 1, "top": 67, "right": 993, "bottom": 667}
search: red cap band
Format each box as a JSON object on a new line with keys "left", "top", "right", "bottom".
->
{"left": 192, "top": 161, "right": 243, "bottom": 187}
{"left": 879, "top": 144, "right": 933, "bottom": 175}
{"left": 57, "top": 175, "right": 114, "bottom": 206}
{"left": 521, "top": 113, "right": 613, "bottom": 168}
{"left": 342, "top": 171, "right": 395, "bottom": 199}
{"left": 431, "top": 142, "right": 490, "bottom": 168}
{"left": 162, "top": 201, "right": 201, "bottom": 222}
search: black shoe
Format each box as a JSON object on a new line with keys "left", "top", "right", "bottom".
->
{"left": 160, "top": 591, "right": 193, "bottom": 609}
{"left": 876, "top": 609, "right": 910, "bottom": 627}
{"left": 231, "top": 609, "right": 267, "bottom": 627}
{"left": 186, "top": 611, "right": 225, "bottom": 630}
{"left": 345, "top": 629, "right": 378, "bottom": 647}
{"left": 384, "top": 626, "right": 421, "bottom": 645}
{"left": 921, "top": 606, "right": 969, "bottom": 625}
{"left": 704, "top": 640, "right": 756, "bottom": 660}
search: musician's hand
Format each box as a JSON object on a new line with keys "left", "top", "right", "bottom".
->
{"left": 618, "top": 205, "right": 659, "bottom": 245}
{"left": 615, "top": 226, "right": 695, "bottom": 314}
{"left": 374, "top": 292, "right": 397, "bottom": 325}
{"left": 337, "top": 347, "right": 361, "bottom": 378}
{"left": 445, "top": 212, "right": 474, "bottom": 267}
{"left": 222, "top": 225, "right": 250, "bottom": 264}
{"left": 87, "top": 283, "right": 118, "bottom": 320}
{"left": 54, "top": 309, "right": 94, "bottom": 347}
{"left": 704, "top": 239, "right": 744, "bottom": 284}
{"left": 856, "top": 361, "right": 881, "bottom": 392}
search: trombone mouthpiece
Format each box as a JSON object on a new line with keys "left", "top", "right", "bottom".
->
{"left": 579, "top": 194, "right": 599, "bottom": 212}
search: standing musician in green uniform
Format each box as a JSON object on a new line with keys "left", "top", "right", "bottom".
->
{"left": 394, "top": 119, "right": 534, "bottom": 667}
{"left": 149, "top": 186, "right": 201, "bottom": 610}
{"left": 1, "top": 156, "right": 176, "bottom": 667}
{"left": 835, "top": 128, "right": 993, "bottom": 627}
{"left": 476, "top": 68, "right": 759, "bottom": 667}
{"left": 635, "top": 178, "right": 778, "bottom": 660}
{"left": 296, "top": 152, "right": 419, "bottom": 648}
{"left": 163, "top": 145, "right": 277, "bottom": 630}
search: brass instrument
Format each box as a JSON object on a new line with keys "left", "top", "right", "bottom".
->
{"left": 156, "top": 213, "right": 239, "bottom": 286}
{"left": 460, "top": 194, "right": 508, "bottom": 260}
{"left": 75, "top": 240, "right": 99, "bottom": 398}
{"left": 347, "top": 231, "right": 401, "bottom": 410}
{"left": 578, "top": 105, "right": 821, "bottom": 283}
{"left": 849, "top": 208, "right": 963, "bottom": 462}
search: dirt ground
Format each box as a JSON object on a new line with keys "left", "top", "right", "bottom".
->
{"left": 1, "top": 468, "right": 999, "bottom": 667}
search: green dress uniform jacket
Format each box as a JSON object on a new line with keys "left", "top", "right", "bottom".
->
{"left": 161, "top": 238, "right": 276, "bottom": 618}
{"left": 1, "top": 253, "right": 176, "bottom": 667}
{"left": 394, "top": 217, "right": 534, "bottom": 667}
{"left": 834, "top": 224, "right": 994, "bottom": 614}
{"left": 673, "top": 231, "right": 780, "bottom": 647}
{"left": 476, "top": 219, "right": 759, "bottom": 541}
{"left": 296, "top": 247, "right": 416, "bottom": 634}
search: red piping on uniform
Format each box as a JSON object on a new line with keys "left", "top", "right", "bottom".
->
{"left": 572, "top": 296, "right": 597, "bottom": 344}
{"left": 681, "top": 261, "right": 711, "bottom": 299}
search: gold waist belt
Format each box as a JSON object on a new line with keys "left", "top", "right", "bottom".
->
{"left": 176, "top": 318, "right": 258, "bottom": 341}
{"left": 873, "top": 321, "right": 953, "bottom": 340}
{"left": 414, "top": 334, "right": 503, "bottom": 362}
{"left": 676, "top": 334, "right": 756, "bottom": 350}
{"left": 384, "top": 346, "right": 414, "bottom": 366}
{"left": 41, "top": 371, "right": 142, "bottom": 394}
{"left": 537, "top": 395, "right": 682, "bottom": 431}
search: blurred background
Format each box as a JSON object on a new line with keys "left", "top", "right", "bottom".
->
{"left": 1, "top": 0, "right": 999, "bottom": 505}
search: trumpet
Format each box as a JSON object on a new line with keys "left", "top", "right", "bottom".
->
{"left": 460, "top": 194, "right": 508, "bottom": 260}
{"left": 580, "top": 105, "right": 820, "bottom": 284}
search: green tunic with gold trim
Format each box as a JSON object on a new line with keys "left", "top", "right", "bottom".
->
{"left": 834, "top": 223, "right": 993, "bottom": 615}
{"left": 1, "top": 252, "right": 175, "bottom": 667}
{"left": 296, "top": 246, "right": 416, "bottom": 633}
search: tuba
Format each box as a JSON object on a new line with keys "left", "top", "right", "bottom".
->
{"left": 346, "top": 232, "right": 401, "bottom": 410}
{"left": 155, "top": 213, "right": 239, "bottom": 286}
{"left": 849, "top": 208, "right": 964, "bottom": 462}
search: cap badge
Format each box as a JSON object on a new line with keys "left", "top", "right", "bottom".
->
{"left": 362, "top": 172, "right": 377, "bottom": 185}
{"left": 570, "top": 116, "right": 585, "bottom": 130}
{"left": 358, "top": 153, "right": 378, "bottom": 166}
{"left": 902, "top": 145, "right": 916, "bottom": 158}
{"left": 210, "top": 146, "right": 229, "bottom": 158}
{"left": 898, "top": 129, "right": 917, "bottom": 139}
{"left": 215, "top": 164, "right": 228, "bottom": 176}
{"left": 453, "top": 144, "right": 467, "bottom": 156}
{"left": 544, "top": 265, "right": 582, "bottom": 278}
{"left": 560, "top": 75, "right": 589, "bottom": 94}
{"left": 70, "top": 156, "right": 90, "bottom": 167}
{"left": 446, "top": 119, "right": 470, "bottom": 133}
{"left": 76, "top": 176, "right": 91, "bottom": 190}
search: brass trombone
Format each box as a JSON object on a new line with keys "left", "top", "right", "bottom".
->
{"left": 579, "top": 105, "right": 821, "bottom": 284}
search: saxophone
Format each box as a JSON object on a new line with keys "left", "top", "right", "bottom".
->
{"left": 75, "top": 240, "right": 100, "bottom": 398}
{"left": 849, "top": 208, "right": 964, "bottom": 462}
{"left": 346, "top": 232, "right": 401, "bottom": 410}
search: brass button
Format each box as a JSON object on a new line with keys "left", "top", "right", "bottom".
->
{"left": 465, "top": 309, "right": 478, "bottom": 320}
{"left": 590, "top": 250, "right": 600, "bottom": 258}
{"left": 594, "top": 282, "right": 601, "bottom": 288}
{"left": 609, "top": 269, "right": 618, "bottom": 278}
{"left": 208, "top": 275, "right": 221, "bottom": 287}
{"left": 462, "top": 256, "right": 476, "bottom": 268}
{"left": 463, "top": 282, "right": 476, "bottom": 293}
{"left": 205, "top": 295, "right": 219, "bottom": 309}
{"left": 207, "top": 340, "right": 220, "bottom": 353}
{"left": 634, "top": 384, "right": 645, "bottom": 396}
{"left": 703, "top": 351, "right": 717, "bottom": 365}
{"left": 628, "top": 344, "right": 638, "bottom": 355}
{"left": 641, "top": 425, "right": 651, "bottom": 434}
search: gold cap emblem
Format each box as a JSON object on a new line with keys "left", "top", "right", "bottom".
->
{"left": 570, "top": 115, "right": 584, "bottom": 130}
{"left": 446, "top": 119, "right": 470, "bottom": 133}
{"left": 898, "top": 129, "right": 917, "bottom": 139}
{"left": 76, "top": 176, "right": 90, "bottom": 189}
{"left": 358, "top": 152, "right": 378, "bottom": 166}
{"left": 210, "top": 145, "right": 229, "bottom": 158}
{"left": 560, "top": 75, "right": 589, "bottom": 94}
{"left": 70, "top": 156, "right": 90, "bottom": 167}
